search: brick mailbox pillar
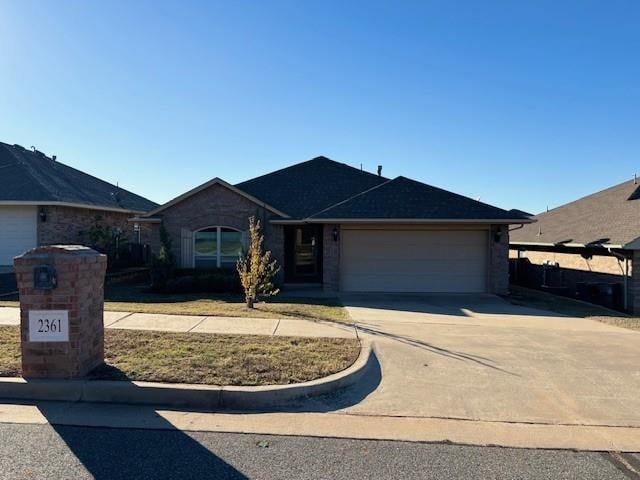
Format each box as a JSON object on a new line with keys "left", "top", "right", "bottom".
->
{"left": 14, "top": 245, "right": 107, "bottom": 379}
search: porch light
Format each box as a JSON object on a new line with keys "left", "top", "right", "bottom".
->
{"left": 38, "top": 208, "right": 47, "bottom": 222}
{"left": 332, "top": 226, "right": 339, "bottom": 242}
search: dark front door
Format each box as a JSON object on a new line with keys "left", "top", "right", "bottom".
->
{"left": 284, "top": 225, "right": 323, "bottom": 283}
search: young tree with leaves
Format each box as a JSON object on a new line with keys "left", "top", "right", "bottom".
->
{"left": 236, "top": 216, "right": 280, "bottom": 308}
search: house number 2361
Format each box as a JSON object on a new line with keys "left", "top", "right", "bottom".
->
{"left": 37, "top": 318, "right": 62, "bottom": 333}
{"left": 28, "top": 310, "right": 69, "bottom": 342}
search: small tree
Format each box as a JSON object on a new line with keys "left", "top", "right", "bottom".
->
{"left": 237, "top": 216, "right": 280, "bottom": 308}
{"left": 157, "top": 224, "right": 175, "bottom": 267}
{"left": 150, "top": 224, "right": 175, "bottom": 292}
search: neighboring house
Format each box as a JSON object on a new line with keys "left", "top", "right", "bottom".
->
{"left": 510, "top": 177, "right": 640, "bottom": 313}
{"left": 133, "top": 156, "right": 531, "bottom": 293}
{"left": 0, "top": 142, "right": 158, "bottom": 267}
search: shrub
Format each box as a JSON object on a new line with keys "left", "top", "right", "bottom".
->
{"left": 150, "top": 225, "right": 175, "bottom": 292}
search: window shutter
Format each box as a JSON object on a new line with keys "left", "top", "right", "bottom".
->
{"left": 181, "top": 228, "right": 193, "bottom": 268}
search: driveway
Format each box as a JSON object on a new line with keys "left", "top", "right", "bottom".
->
{"left": 339, "top": 294, "right": 640, "bottom": 427}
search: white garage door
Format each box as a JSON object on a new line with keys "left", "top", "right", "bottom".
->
{"left": 341, "top": 229, "right": 488, "bottom": 293}
{"left": 0, "top": 206, "right": 37, "bottom": 266}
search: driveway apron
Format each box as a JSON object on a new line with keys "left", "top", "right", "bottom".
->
{"left": 339, "top": 294, "right": 640, "bottom": 427}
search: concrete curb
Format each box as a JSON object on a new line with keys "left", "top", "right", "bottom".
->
{"left": 0, "top": 341, "right": 375, "bottom": 410}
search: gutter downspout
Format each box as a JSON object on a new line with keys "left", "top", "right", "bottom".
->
{"left": 607, "top": 247, "right": 629, "bottom": 312}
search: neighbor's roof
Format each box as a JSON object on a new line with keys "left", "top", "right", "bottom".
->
{"left": 307, "top": 176, "right": 531, "bottom": 223}
{"left": 510, "top": 178, "right": 640, "bottom": 249}
{"left": 0, "top": 142, "right": 158, "bottom": 213}
{"left": 236, "top": 156, "right": 388, "bottom": 219}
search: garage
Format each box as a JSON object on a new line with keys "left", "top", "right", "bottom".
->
{"left": 0, "top": 206, "right": 37, "bottom": 266}
{"left": 340, "top": 229, "right": 488, "bottom": 293}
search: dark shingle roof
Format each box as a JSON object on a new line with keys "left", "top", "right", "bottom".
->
{"left": 510, "top": 179, "right": 640, "bottom": 248}
{"left": 0, "top": 142, "right": 158, "bottom": 212}
{"left": 309, "top": 176, "right": 527, "bottom": 221}
{"left": 235, "top": 156, "right": 387, "bottom": 219}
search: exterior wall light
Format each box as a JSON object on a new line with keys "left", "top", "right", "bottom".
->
{"left": 332, "top": 226, "right": 339, "bottom": 242}
{"left": 39, "top": 208, "right": 47, "bottom": 222}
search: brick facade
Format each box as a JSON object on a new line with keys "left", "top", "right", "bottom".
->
{"left": 322, "top": 224, "right": 340, "bottom": 291}
{"left": 488, "top": 224, "right": 509, "bottom": 294}
{"left": 14, "top": 245, "right": 107, "bottom": 379}
{"left": 148, "top": 183, "right": 285, "bottom": 281}
{"left": 37, "top": 205, "right": 133, "bottom": 246}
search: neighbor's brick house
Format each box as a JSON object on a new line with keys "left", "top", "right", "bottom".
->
{"left": 0, "top": 142, "right": 158, "bottom": 267}
{"left": 510, "top": 177, "right": 640, "bottom": 313}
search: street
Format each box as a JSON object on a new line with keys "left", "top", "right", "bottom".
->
{"left": 0, "top": 423, "right": 634, "bottom": 480}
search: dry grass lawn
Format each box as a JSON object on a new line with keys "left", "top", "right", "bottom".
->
{"left": 508, "top": 285, "right": 640, "bottom": 331}
{"left": 0, "top": 326, "right": 360, "bottom": 385}
{"left": 0, "top": 283, "right": 351, "bottom": 324}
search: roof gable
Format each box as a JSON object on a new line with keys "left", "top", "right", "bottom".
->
{"left": 0, "top": 142, "right": 158, "bottom": 212}
{"left": 308, "top": 176, "right": 529, "bottom": 222}
{"left": 510, "top": 178, "right": 640, "bottom": 248}
{"left": 236, "top": 156, "right": 387, "bottom": 219}
{"left": 143, "top": 177, "right": 289, "bottom": 218}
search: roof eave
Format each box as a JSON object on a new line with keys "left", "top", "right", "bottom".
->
{"left": 510, "top": 240, "right": 626, "bottom": 249}
{"left": 0, "top": 200, "right": 147, "bottom": 215}
{"left": 271, "top": 218, "right": 535, "bottom": 225}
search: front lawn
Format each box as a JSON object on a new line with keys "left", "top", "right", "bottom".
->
{"left": 0, "top": 326, "right": 360, "bottom": 385}
{"left": 507, "top": 285, "right": 640, "bottom": 330}
{"left": 0, "top": 282, "right": 352, "bottom": 324}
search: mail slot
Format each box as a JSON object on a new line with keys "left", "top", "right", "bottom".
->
{"left": 33, "top": 265, "right": 57, "bottom": 290}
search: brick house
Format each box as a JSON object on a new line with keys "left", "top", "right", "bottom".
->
{"left": 0, "top": 142, "right": 158, "bottom": 268}
{"left": 510, "top": 177, "right": 640, "bottom": 313}
{"left": 134, "top": 156, "right": 530, "bottom": 293}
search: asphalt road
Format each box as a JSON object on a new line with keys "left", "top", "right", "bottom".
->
{"left": 0, "top": 423, "right": 635, "bottom": 480}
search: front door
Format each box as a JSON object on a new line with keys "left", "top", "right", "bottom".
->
{"left": 284, "top": 225, "right": 323, "bottom": 283}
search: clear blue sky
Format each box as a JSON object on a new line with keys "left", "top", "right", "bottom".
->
{"left": 1, "top": 1, "right": 638, "bottom": 214}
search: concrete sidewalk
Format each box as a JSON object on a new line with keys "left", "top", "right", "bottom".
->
{"left": 0, "top": 306, "right": 355, "bottom": 338}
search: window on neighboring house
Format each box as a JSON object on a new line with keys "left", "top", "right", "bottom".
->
{"left": 194, "top": 227, "right": 243, "bottom": 269}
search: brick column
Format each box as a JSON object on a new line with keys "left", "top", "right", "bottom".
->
{"left": 488, "top": 225, "right": 509, "bottom": 295}
{"left": 323, "top": 224, "right": 340, "bottom": 292}
{"left": 14, "top": 245, "right": 107, "bottom": 379}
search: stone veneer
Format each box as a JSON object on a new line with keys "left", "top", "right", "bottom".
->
{"left": 14, "top": 245, "right": 107, "bottom": 379}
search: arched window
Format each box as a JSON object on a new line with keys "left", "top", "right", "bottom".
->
{"left": 194, "top": 227, "right": 243, "bottom": 269}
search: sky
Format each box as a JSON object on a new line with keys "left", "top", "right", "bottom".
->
{"left": 0, "top": 1, "right": 638, "bottom": 214}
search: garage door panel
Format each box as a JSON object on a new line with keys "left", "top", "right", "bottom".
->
{"left": 341, "top": 229, "right": 487, "bottom": 293}
{"left": 0, "top": 206, "right": 37, "bottom": 266}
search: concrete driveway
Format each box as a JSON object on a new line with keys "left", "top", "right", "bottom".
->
{"left": 339, "top": 294, "right": 640, "bottom": 428}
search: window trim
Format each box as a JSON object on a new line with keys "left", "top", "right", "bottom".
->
{"left": 193, "top": 226, "right": 243, "bottom": 268}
